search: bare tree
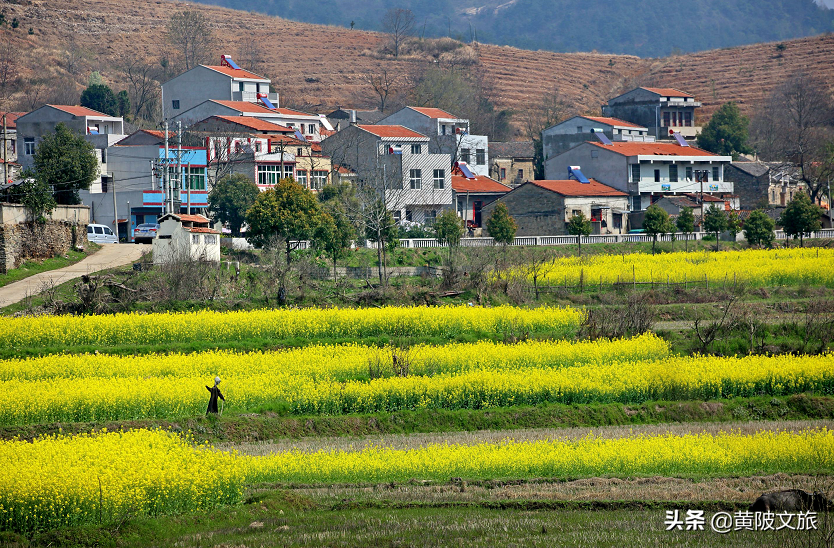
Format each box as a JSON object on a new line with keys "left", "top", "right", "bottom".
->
{"left": 119, "top": 53, "right": 160, "bottom": 122}
{"left": 382, "top": 8, "right": 415, "bottom": 58}
{"left": 237, "top": 37, "right": 265, "bottom": 76}
{"left": 0, "top": 34, "right": 20, "bottom": 109}
{"left": 364, "top": 68, "right": 403, "bottom": 113}
{"left": 62, "top": 34, "right": 89, "bottom": 75}
{"left": 751, "top": 72, "right": 834, "bottom": 205}
{"left": 167, "top": 11, "right": 214, "bottom": 71}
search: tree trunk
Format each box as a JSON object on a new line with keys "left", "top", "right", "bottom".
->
{"left": 685, "top": 233, "right": 689, "bottom": 253}
{"left": 652, "top": 235, "right": 657, "bottom": 254}
{"left": 376, "top": 229, "right": 383, "bottom": 286}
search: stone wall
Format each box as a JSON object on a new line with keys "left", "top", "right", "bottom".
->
{"left": 0, "top": 204, "right": 89, "bottom": 273}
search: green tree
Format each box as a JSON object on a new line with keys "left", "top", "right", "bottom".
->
{"left": 433, "top": 209, "right": 464, "bottom": 269}
{"left": 675, "top": 206, "right": 695, "bottom": 252}
{"left": 642, "top": 204, "right": 673, "bottom": 254}
{"left": 312, "top": 208, "right": 354, "bottom": 281}
{"left": 244, "top": 177, "right": 320, "bottom": 261}
{"left": 486, "top": 202, "right": 517, "bottom": 246}
{"left": 116, "top": 90, "right": 131, "bottom": 119}
{"left": 566, "top": 211, "right": 592, "bottom": 256}
{"left": 13, "top": 169, "right": 56, "bottom": 224}
{"left": 80, "top": 83, "right": 118, "bottom": 116}
{"left": 727, "top": 210, "right": 742, "bottom": 241}
{"left": 779, "top": 192, "right": 823, "bottom": 247}
{"left": 696, "top": 102, "right": 752, "bottom": 160}
{"left": 33, "top": 123, "right": 98, "bottom": 205}
{"left": 744, "top": 209, "right": 775, "bottom": 247}
{"left": 703, "top": 205, "right": 728, "bottom": 251}
{"left": 207, "top": 174, "right": 259, "bottom": 237}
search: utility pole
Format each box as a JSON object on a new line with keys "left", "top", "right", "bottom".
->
{"left": 163, "top": 120, "right": 170, "bottom": 215}
{"left": 112, "top": 176, "right": 118, "bottom": 238}
{"left": 175, "top": 120, "right": 183, "bottom": 214}
{"left": 187, "top": 162, "right": 192, "bottom": 214}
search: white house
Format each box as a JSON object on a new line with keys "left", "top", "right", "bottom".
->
{"left": 321, "top": 124, "right": 452, "bottom": 226}
{"left": 545, "top": 140, "right": 733, "bottom": 211}
{"left": 152, "top": 213, "right": 221, "bottom": 264}
{"left": 377, "top": 106, "right": 490, "bottom": 177}
{"left": 162, "top": 55, "right": 278, "bottom": 121}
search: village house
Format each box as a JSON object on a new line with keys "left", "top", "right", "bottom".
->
{"left": 602, "top": 87, "right": 702, "bottom": 140}
{"left": 488, "top": 141, "right": 535, "bottom": 187}
{"left": 724, "top": 161, "right": 808, "bottom": 210}
{"left": 161, "top": 55, "right": 279, "bottom": 121}
{"left": 0, "top": 112, "right": 24, "bottom": 183}
{"left": 481, "top": 177, "right": 630, "bottom": 236}
{"left": 545, "top": 140, "right": 733, "bottom": 211}
{"left": 541, "top": 115, "right": 653, "bottom": 161}
{"left": 152, "top": 213, "right": 221, "bottom": 264}
{"left": 451, "top": 163, "right": 511, "bottom": 232}
{"left": 325, "top": 107, "right": 385, "bottom": 131}
{"left": 377, "top": 106, "right": 490, "bottom": 177}
{"left": 321, "top": 124, "right": 452, "bottom": 226}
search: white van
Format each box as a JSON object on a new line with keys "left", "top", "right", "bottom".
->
{"left": 86, "top": 223, "right": 118, "bottom": 244}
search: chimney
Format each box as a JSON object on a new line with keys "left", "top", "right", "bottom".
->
{"left": 350, "top": 110, "right": 357, "bottom": 124}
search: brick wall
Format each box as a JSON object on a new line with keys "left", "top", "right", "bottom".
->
{"left": 0, "top": 219, "right": 88, "bottom": 273}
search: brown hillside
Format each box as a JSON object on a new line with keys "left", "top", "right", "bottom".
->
{"left": 5, "top": 0, "right": 834, "bottom": 133}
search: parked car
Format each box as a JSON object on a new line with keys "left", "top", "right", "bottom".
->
{"left": 86, "top": 223, "right": 118, "bottom": 244}
{"left": 133, "top": 223, "right": 160, "bottom": 244}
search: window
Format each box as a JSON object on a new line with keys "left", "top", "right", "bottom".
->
{"left": 433, "top": 169, "right": 445, "bottom": 189}
{"left": 684, "top": 112, "right": 692, "bottom": 127}
{"left": 686, "top": 166, "right": 693, "bottom": 180}
{"left": 87, "top": 226, "right": 93, "bottom": 234}
{"left": 103, "top": 226, "right": 113, "bottom": 236}
{"left": 409, "top": 168, "right": 422, "bottom": 189}
{"left": 654, "top": 169, "right": 660, "bottom": 183}
{"left": 441, "top": 124, "right": 447, "bottom": 135}
{"left": 312, "top": 170, "right": 328, "bottom": 190}
{"left": 411, "top": 144, "right": 422, "bottom": 154}
{"left": 185, "top": 167, "right": 206, "bottom": 190}
{"left": 296, "top": 170, "right": 308, "bottom": 188}
{"left": 392, "top": 210, "right": 401, "bottom": 222}
{"left": 631, "top": 164, "right": 640, "bottom": 183}
{"left": 23, "top": 137, "right": 34, "bottom": 155}
{"left": 101, "top": 148, "right": 107, "bottom": 163}
{"left": 591, "top": 149, "right": 599, "bottom": 158}
{"left": 258, "top": 165, "right": 293, "bottom": 186}
{"left": 255, "top": 142, "right": 262, "bottom": 153}
{"left": 204, "top": 235, "right": 217, "bottom": 245}
{"left": 405, "top": 210, "right": 412, "bottom": 222}
{"left": 192, "top": 234, "right": 201, "bottom": 244}
{"left": 460, "top": 149, "right": 470, "bottom": 164}
{"left": 500, "top": 168, "right": 506, "bottom": 180}
{"left": 424, "top": 209, "right": 437, "bottom": 226}
{"left": 576, "top": 126, "right": 583, "bottom": 133}
{"left": 571, "top": 209, "right": 581, "bottom": 218}
{"left": 669, "top": 164, "right": 678, "bottom": 182}
{"left": 475, "top": 149, "right": 485, "bottom": 165}
{"left": 172, "top": 100, "right": 180, "bottom": 110}
{"left": 238, "top": 82, "right": 244, "bottom": 92}
{"left": 703, "top": 170, "right": 710, "bottom": 182}
{"left": 9, "top": 139, "right": 14, "bottom": 154}
{"left": 712, "top": 166, "right": 720, "bottom": 182}
{"left": 93, "top": 226, "right": 103, "bottom": 235}
{"left": 663, "top": 111, "right": 670, "bottom": 127}
{"left": 101, "top": 178, "right": 108, "bottom": 193}
{"left": 517, "top": 169, "right": 524, "bottom": 180}
{"left": 297, "top": 148, "right": 303, "bottom": 156}
{"left": 234, "top": 142, "right": 242, "bottom": 153}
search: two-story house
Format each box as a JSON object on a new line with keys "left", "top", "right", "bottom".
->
{"left": 546, "top": 140, "right": 732, "bottom": 211}
{"left": 161, "top": 55, "right": 279, "bottom": 121}
{"left": 488, "top": 141, "right": 535, "bottom": 187}
{"left": 321, "top": 124, "right": 452, "bottom": 225}
{"left": 602, "top": 87, "right": 702, "bottom": 140}
{"left": 542, "top": 115, "right": 653, "bottom": 161}
{"left": 377, "top": 106, "right": 489, "bottom": 177}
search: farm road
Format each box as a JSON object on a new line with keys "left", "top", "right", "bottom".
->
{"left": 0, "top": 244, "right": 149, "bottom": 308}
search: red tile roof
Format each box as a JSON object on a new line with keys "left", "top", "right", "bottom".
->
{"left": 211, "top": 115, "right": 293, "bottom": 132}
{"left": 179, "top": 214, "right": 211, "bottom": 223}
{"left": 409, "top": 106, "right": 458, "bottom": 119}
{"left": 0, "top": 112, "right": 24, "bottom": 130}
{"left": 530, "top": 179, "right": 628, "bottom": 197}
{"left": 140, "top": 129, "right": 176, "bottom": 139}
{"left": 587, "top": 141, "right": 719, "bottom": 157}
{"left": 187, "top": 227, "right": 221, "bottom": 234}
{"left": 210, "top": 101, "right": 277, "bottom": 114}
{"left": 582, "top": 116, "right": 645, "bottom": 129}
{"left": 642, "top": 87, "right": 694, "bottom": 98}
{"left": 48, "top": 105, "right": 111, "bottom": 117}
{"left": 357, "top": 125, "right": 427, "bottom": 139}
{"left": 452, "top": 173, "right": 511, "bottom": 193}
{"left": 203, "top": 65, "right": 268, "bottom": 80}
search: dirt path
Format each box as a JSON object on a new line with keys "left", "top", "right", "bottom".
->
{"left": 0, "top": 243, "right": 149, "bottom": 308}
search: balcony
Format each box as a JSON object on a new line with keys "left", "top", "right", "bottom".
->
{"left": 231, "top": 91, "right": 280, "bottom": 104}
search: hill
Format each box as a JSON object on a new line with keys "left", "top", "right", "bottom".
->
{"left": 193, "top": 0, "right": 834, "bottom": 58}
{"left": 2, "top": 0, "right": 834, "bottom": 137}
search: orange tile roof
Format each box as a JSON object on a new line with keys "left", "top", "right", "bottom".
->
{"left": 452, "top": 173, "right": 511, "bottom": 193}
{"left": 335, "top": 165, "right": 356, "bottom": 175}
{"left": 211, "top": 115, "right": 293, "bottom": 132}
{"left": 178, "top": 214, "right": 211, "bottom": 223}
{"left": 409, "top": 106, "right": 458, "bottom": 119}
{"left": 140, "top": 129, "right": 176, "bottom": 139}
{"left": 583, "top": 116, "right": 645, "bottom": 129}
{"left": 48, "top": 105, "right": 111, "bottom": 117}
{"left": 587, "top": 141, "right": 719, "bottom": 157}
{"left": 203, "top": 65, "right": 268, "bottom": 80}
{"left": 210, "top": 101, "right": 277, "bottom": 114}
{"left": 0, "top": 112, "right": 24, "bottom": 129}
{"left": 642, "top": 87, "right": 694, "bottom": 98}
{"left": 187, "top": 227, "right": 221, "bottom": 234}
{"left": 357, "top": 125, "right": 427, "bottom": 139}
{"left": 530, "top": 179, "right": 628, "bottom": 197}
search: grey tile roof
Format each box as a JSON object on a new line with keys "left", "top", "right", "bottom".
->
{"left": 489, "top": 141, "right": 535, "bottom": 159}
{"left": 729, "top": 161, "right": 770, "bottom": 177}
